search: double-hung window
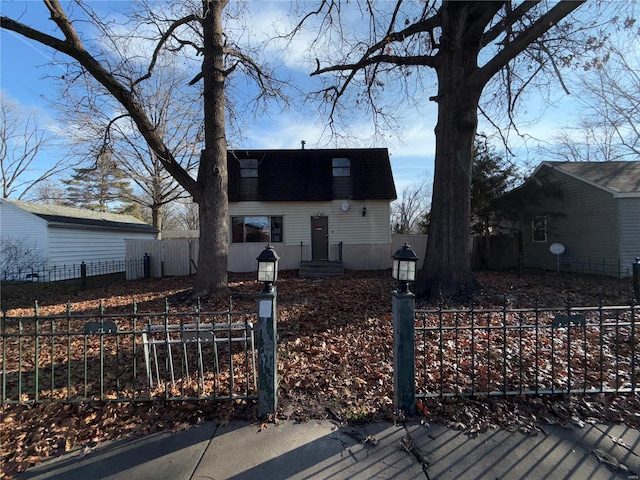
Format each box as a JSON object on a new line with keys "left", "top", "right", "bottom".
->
{"left": 232, "top": 216, "right": 283, "bottom": 243}
{"left": 332, "top": 158, "right": 350, "bottom": 177}
{"left": 239, "top": 159, "right": 258, "bottom": 177}
{"left": 532, "top": 216, "right": 547, "bottom": 242}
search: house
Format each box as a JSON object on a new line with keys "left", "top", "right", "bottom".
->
{"left": 511, "top": 161, "right": 640, "bottom": 277}
{"left": 0, "top": 198, "right": 158, "bottom": 279}
{"left": 227, "top": 148, "right": 397, "bottom": 273}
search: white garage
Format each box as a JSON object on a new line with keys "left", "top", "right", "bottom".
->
{"left": 0, "top": 198, "right": 158, "bottom": 280}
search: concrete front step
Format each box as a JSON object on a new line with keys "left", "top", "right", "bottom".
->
{"left": 299, "top": 261, "right": 344, "bottom": 278}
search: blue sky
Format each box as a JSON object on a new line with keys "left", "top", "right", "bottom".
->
{"left": 0, "top": 1, "right": 585, "bottom": 199}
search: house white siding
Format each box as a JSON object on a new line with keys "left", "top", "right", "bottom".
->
{"left": 48, "top": 225, "right": 156, "bottom": 265}
{"left": 228, "top": 200, "right": 392, "bottom": 271}
{"left": 0, "top": 201, "right": 50, "bottom": 273}
{"left": 618, "top": 197, "right": 640, "bottom": 274}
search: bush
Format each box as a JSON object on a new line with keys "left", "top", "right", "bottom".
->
{"left": 0, "top": 237, "right": 47, "bottom": 281}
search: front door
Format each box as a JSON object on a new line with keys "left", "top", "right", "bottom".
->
{"left": 311, "top": 216, "right": 328, "bottom": 260}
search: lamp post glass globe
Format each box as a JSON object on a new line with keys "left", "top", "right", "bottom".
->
{"left": 391, "top": 243, "right": 419, "bottom": 292}
{"left": 258, "top": 261, "right": 276, "bottom": 283}
{"left": 256, "top": 244, "right": 280, "bottom": 290}
{"left": 392, "top": 258, "right": 416, "bottom": 281}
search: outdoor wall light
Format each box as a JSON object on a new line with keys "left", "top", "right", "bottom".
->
{"left": 362, "top": 206, "right": 367, "bottom": 217}
{"left": 257, "top": 243, "right": 280, "bottom": 292}
{"left": 391, "top": 243, "right": 419, "bottom": 293}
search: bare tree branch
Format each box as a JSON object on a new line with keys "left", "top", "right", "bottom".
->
{"left": 473, "top": 1, "right": 585, "bottom": 87}
{"left": 0, "top": 97, "right": 68, "bottom": 199}
{"left": 133, "top": 14, "right": 202, "bottom": 87}
{"left": 3, "top": 1, "right": 198, "bottom": 195}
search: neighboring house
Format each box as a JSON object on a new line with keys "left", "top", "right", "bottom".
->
{"left": 227, "top": 148, "right": 397, "bottom": 272}
{"left": 512, "top": 161, "right": 640, "bottom": 277}
{"left": 0, "top": 198, "right": 158, "bottom": 279}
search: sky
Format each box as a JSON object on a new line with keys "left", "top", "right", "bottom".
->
{"left": 0, "top": 1, "right": 598, "bottom": 200}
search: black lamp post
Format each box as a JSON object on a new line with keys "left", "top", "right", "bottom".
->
{"left": 391, "top": 242, "right": 418, "bottom": 417}
{"left": 256, "top": 243, "right": 280, "bottom": 293}
{"left": 392, "top": 243, "right": 419, "bottom": 293}
{"left": 256, "top": 243, "right": 279, "bottom": 417}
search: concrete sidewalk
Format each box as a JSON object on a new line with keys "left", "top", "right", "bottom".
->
{"left": 18, "top": 420, "right": 640, "bottom": 479}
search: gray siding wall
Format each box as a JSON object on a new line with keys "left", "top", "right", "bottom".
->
{"left": 522, "top": 167, "right": 620, "bottom": 273}
{"left": 618, "top": 198, "right": 640, "bottom": 274}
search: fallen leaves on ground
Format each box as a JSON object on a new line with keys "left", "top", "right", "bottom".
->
{"left": 1, "top": 269, "right": 638, "bottom": 479}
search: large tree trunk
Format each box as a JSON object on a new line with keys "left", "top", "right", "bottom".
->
{"left": 193, "top": 0, "right": 229, "bottom": 296}
{"left": 416, "top": 3, "right": 491, "bottom": 300}
{"left": 418, "top": 90, "right": 480, "bottom": 299}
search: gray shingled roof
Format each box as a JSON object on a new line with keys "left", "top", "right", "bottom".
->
{"left": 542, "top": 161, "right": 640, "bottom": 194}
{"left": 3, "top": 199, "right": 158, "bottom": 233}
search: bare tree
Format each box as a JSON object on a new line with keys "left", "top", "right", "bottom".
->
{"left": 25, "top": 180, "right": 68, "bottom": 205}
{"left": 544, "top": 119, "right": 624, "bottom": 163}
{"left": 391, "top": 177, "right": 431, "bottom": 234}
{"left": 0, "top": 237, "right": 47, "bottom": 281}
{"left": 579, "top": 43, "right": 640, "bottom": 158}
{"left": 546, "top": 39, "right": 640, "bottom": 162}
{"left": 293, "top": 1, "right": 621, "bottom": 298}
{"left": 1, "top": 0, "right": 287, "bottom": 296}
{"left": 55, "top": 61, "right": 201, "bottom": 230}
{"left": 162, "top": 199, "right": 200, "bottom": 231}
{"left": 0, "top": 95, "right": 63, "bottom": 199}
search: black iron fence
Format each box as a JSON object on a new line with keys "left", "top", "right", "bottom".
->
{"left": 1, "top": 258, "right": 145, "bottom": 284}
{"left": 5, "top": 294, "right": 638, "bottom": 408}
{"left": 519, "top": 254, "right": 638, "bottom": 279}
{"left": 414, "top": 302, "right": 638, "bottom": 398}
{"left": 1, "top": 299, "right": 257, "bottom": 404}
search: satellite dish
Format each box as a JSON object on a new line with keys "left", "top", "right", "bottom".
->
{"left": 549, "top": 243, "right": 565, "bottom": 255}
{"left": 341, "top": 201, "right": 349, "bottom": 212}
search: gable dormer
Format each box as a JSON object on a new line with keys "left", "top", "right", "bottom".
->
{"left": 332, "top": 157, "right": 352, "bottom": 199}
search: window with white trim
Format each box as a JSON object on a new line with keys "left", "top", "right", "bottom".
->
{"left": 232, "top": 216, "right": 283, "bottom": 243}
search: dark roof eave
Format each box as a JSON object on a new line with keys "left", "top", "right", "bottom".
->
{"left": 44, "top": 217, "right": 158, "bottom": 233}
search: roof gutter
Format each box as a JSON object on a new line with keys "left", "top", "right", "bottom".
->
{"left": 46, "top": 221, "right": 158, "bottom": 234}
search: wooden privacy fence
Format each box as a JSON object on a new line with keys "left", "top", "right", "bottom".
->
{"left": 392, "top": 235, "right": 427, "bottom": 270}
{"left": 125, "top": 239, "right": 199, "bottom": 279}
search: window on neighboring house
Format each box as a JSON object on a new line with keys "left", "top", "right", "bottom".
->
{"left": 532, "top": 216, "right": 547, "bottom": 242}
{"left": 232, "top": 216, "right": 283, "bottom": 243}
{"left": 239, "top": 159, "right": 258, "bottom": 177}
{"left": 332, "top": 157, "right": 350, "bottom": 177}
